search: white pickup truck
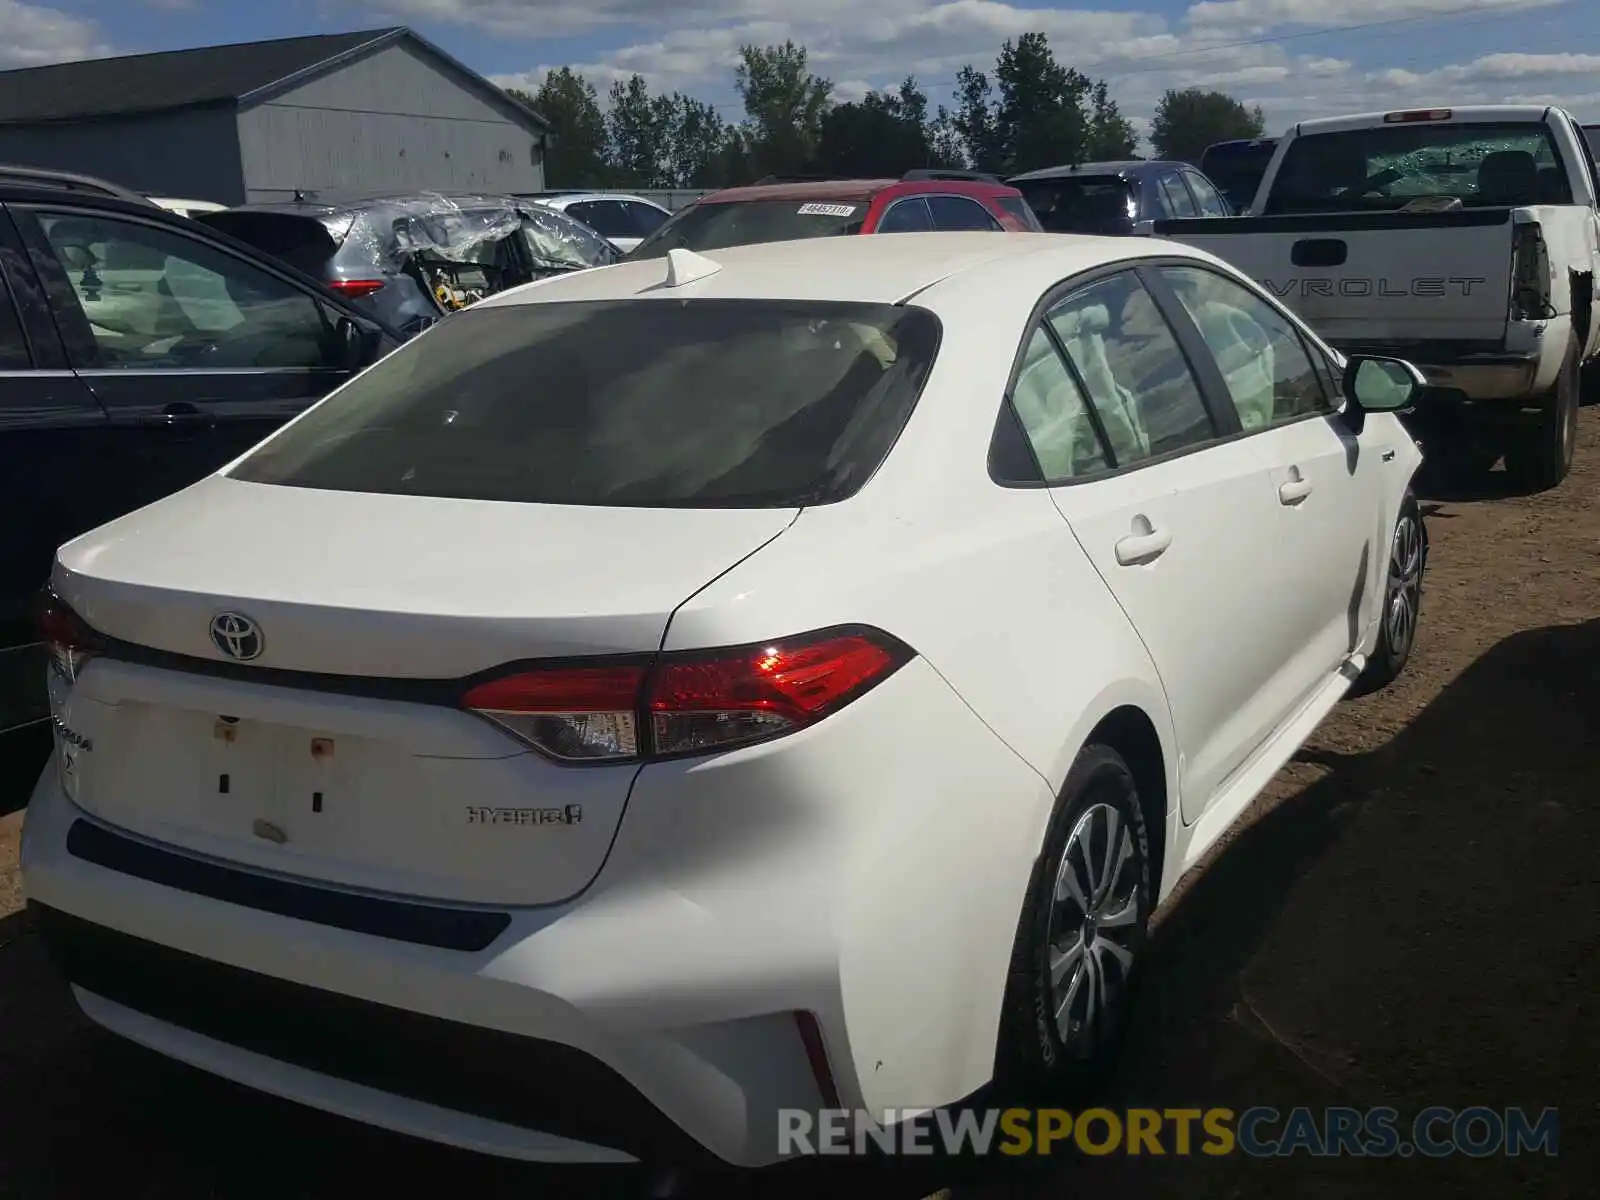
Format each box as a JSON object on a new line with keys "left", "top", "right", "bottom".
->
{"left": 1155, "top": 105, "right": 1600, "bottom": 488}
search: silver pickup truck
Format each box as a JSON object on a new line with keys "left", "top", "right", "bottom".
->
{"left": 1156, "top": 105, "right": 1600, "bottom": 489}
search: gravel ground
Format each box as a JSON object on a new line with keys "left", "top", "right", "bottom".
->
{"left": 1, "top": 411, "right": 1597, "bottom": 1198}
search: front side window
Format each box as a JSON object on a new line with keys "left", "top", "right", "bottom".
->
{"left": 1158, "top": 265, "right": 1332, "bottom": 430}
{"left": 1157, "top": 173, "right": 1199, "bottom": 218}
{"left": 565, "top": 200, "right": 633, "bottom": 240}
{"left": 34, "top": 213, "right": 336, "bottom": 370}
{"left": 1045, "top": 271, "right": 1217, "bottom": 465}
{"left": 1185, "top": 172, "right": 1230, "bottom": 217}
{"left": 229, "top": 299, "right": 942, "bottom": 508}
{"left": 621, "top": 201, "right": 671, "bottom": 236}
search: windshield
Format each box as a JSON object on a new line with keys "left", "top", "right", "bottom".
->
{"left": 628, "top": 199, "right": 868, "bottom": 259}
{"left": 229, "top": 298, "right": 941, "bottom": 508}
{"left": 1265, "top": 122, "right": 1570, "bottom": 214}
{"left": 1012, "top": 177, "right": 1134, "bottom": 234}
{"left": 1199, "top": 143, "right": 1276, "bottom": 211}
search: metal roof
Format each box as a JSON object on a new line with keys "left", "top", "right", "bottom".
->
{"left": 0, "top": 26, "right": 550, "bottom": 131}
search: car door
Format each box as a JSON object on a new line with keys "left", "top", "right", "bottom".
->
{"left": 0, "top": 206, "right": 115, "bottom": 737}
{"left": 1022, "top": 266, "right": 1301, "bottom": 822}
{"left": 1151, "top": 261, "right": 1384, "bottom": 707}
{"left": 13, "top": 203, "right": 364, "bottom": 509}
{"left": 925, "top": 194, "right": 1004, "bottom": 231}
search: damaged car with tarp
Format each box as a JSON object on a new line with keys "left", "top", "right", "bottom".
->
{"left": 197, "top": 192, "right": 621, "bottom": 338}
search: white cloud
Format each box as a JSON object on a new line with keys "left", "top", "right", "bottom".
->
{"left": 1185, "top": 0, "right": 1563, "bottom": 31}
{"left": 0, "top": 0, "right": 115, "bottom": 67}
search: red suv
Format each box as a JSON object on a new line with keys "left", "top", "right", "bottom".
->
{"left": 627, "top": 170, "right": 1042, "bottom": 258}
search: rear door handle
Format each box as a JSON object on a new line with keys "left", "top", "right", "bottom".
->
{"left": 1279, "top": 476, "right": 1314, "bottom": 505}
{"left": 1114, "top": 524, "right": 1172, "bottom": 566}
{"left": 146, "top": 402, "right": 215, "bottom": 430}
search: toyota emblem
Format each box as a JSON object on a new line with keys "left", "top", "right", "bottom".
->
{"left": 210, "top": 612, "right": 264, "bottom": 661}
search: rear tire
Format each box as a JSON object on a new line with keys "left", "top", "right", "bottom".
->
{"left": 1350, "top": 489, "right": 1425, "bottom": 699}
{"left": 997, "top": 744, "right": 1151, "bottom": 1102}
{"left": 1504, "top": 337, "right": 1579, "bottom": 491}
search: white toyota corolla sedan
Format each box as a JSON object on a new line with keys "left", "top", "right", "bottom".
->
{"left": 21, "top": 232, "right": 1427, "bottom": 1169}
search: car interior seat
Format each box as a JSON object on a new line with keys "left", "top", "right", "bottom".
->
{"left": 1477, "top": 151, "right": 1539, "bottom": 205}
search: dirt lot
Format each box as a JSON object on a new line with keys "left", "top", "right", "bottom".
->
{"left": 1, "top": 413, "right": 1597, "bottom": 1199}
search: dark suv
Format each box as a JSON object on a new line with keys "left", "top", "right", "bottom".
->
{"left": 0, "top": 166, "right": 400, "bottom": 795}
{"left": 1007, "top": 160, "right": 1232, "bottom": 236}
{"left": 627, "top": 170, "right": 1042, "bottom": 258}
{"left": 197, "top": 193, "right": 620, "bottom": 338}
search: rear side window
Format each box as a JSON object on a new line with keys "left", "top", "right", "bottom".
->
{"left": 621, "top": 201, "right": 670, "bottom": 236}
{"left": 1157, "top": 174, "right": 1199, "bottom": 218}
{"left": 630, "top": 200, "right": 868, "bottom": 258}
{"left": 565, "top": 200, "right": 634, "bottom": 239}
{"left": 0, "top": 266, "right": 30, "bottom": 369}
{"left": 230, "top": 299, "right": 942, "bottom": 508}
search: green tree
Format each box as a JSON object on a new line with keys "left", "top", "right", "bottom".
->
{"left": 951, "top": 34, "right": 1127, "bottom": 175}
{"left": 735, "top": 41, "right": 833, "bottom": 177}
{"left": 1084, "top": 80, "right": 1139, "bottom": 160}
{"left": 607, "top": 74, "right": 669, "bottom": 186}
{"left": 1149, "top": 88, "right": 1266, "bottom": 164}
{"left": 652, "top": 93, "right": 732, "bottom": 187}
{"left": 508, "top": 68, "right": 610, "bottom": 187}
{"left": 816, "top": 78, "right": 949, "bottom": 176}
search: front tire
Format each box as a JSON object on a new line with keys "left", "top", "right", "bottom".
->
{"left": 998, "top": 744, "right": 1151, "bottom": 1100}
{"left": 1504, "top": 336, "right": 1579, "bottom": 491}
{"left": 1350, "top": 489, "right": 1425, "bottom": 698}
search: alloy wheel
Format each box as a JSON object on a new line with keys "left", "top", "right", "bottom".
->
{"left": 1046, "top": 800, "right": 1142, "bottom": 1057}
{"left": 1386, "top": 509, "right": 1424, "bottom": 660}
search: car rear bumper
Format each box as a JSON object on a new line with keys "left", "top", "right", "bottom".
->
{"left": 20, "top": 657, "right": 1056, "bottom": 1167}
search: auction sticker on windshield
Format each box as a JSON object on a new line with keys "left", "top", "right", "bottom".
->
{"left": 798, "top": 203, "right": 858, "bottom": 217}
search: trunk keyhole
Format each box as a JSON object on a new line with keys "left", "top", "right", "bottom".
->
{"left": 218, "top": 774, "right": 230, "bottom": 794}
{"left": 312, "top": 792, "right": 323, "bottom": 814}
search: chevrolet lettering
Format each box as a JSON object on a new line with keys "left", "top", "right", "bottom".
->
{"left": 1262, "top": 276, "right": 1487, "bottom": 300}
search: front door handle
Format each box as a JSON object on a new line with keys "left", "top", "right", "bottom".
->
{"left": 1114, "top": 521, "right": 1172, "bottom": 566}
{"left": 1278, "top": 475, "right": 1313, "bottom": 505}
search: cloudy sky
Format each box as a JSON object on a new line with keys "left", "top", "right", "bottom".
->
{"left": 8, "top": 0, "right": 1600, "bottom": 137}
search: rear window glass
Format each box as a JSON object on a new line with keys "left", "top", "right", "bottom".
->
{"left": 1266, "top": 122, "right": 1570, "bottom": 214}
{"left": 199, "top": 212, "right": 341, "bottom": 276}
{"left": 1011, "top": 177, "right": 1134, "bottom": 233}
{"left": 229, "top": 299, "right": 942, "bottom": 508}
{"left": 628, "top": 200, "right": 868, "bottom": 258}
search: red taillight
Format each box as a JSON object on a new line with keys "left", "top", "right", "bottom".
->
{"left": 326, "top": 278, "right": 386, "bottom": 298}
{"left": 33, "top": 589, "right": 103, "bottom": 681}
{"left": 461, "top": 627, "right": 912, "bottom": 764}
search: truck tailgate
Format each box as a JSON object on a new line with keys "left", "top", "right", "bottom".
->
{"left": 1154, "top": 209, "right": 1515, "bottom": 345}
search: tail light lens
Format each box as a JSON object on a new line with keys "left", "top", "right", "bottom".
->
{"left": 461, "top": 626, "right": 913, "bottom": 764}
{"left": 326, "top": 278, "right": 386, "bottom": 298}
{"left": 34, "top": 589, "right": 103, "bottom": 683}
{"left": 1510, "top": 221, "right": 1551, "bottom": 321}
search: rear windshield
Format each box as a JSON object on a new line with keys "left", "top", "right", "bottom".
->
{"left": 229, "top": 299, "right": 942, "bottom": 508}
{"left": 1199, "top": 143, "right": 1276, "bottom": 211}
{"left": 1012, "top": 177, "right": 1133, "bottom": 233}
{"left": 199, "top": 211, "right": 343, "bottom": 275}
{"left": 1265, "top": 122, "right": 1570, "bottom": 214}
{"left": 628, "top": 199, "right": 868, "bottom": 258}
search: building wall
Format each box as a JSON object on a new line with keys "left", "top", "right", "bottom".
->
{"left": 237, "top": 41, "right": 545, "bottom": 202}
{"left": 0, "top": 108, "right": 245, "bottom": 203}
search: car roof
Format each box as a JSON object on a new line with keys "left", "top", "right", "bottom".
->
{"left": 1009, "top": 160, "right": 1186, "bottom": 183}
{"left": 475, "top": 231, "right": 1189, "bottom": 308}
{"left": 534, "top": 192, "right": 667, "bottom": 209}
{"left": 697, "top": 175, "right": 1021, "bottom": 206}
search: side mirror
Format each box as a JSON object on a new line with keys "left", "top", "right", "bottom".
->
{"left": 335, "top": 315, "right": 384, "bottom": 372}
{"left": 1342, "top": 354, "right": 1425, "bottom": 413}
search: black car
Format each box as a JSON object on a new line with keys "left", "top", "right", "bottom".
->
{"left": 1006, "top": 159, "right": 1233, "bottom": 235}
{"left": 0, "top": 166, "right": 400, "bottom": 795}
{"left": 1198, "top": 138, "right": 1280, "bottom": 213}
{"left": 196, "top": 193, "right": 621, "bottom": 339}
